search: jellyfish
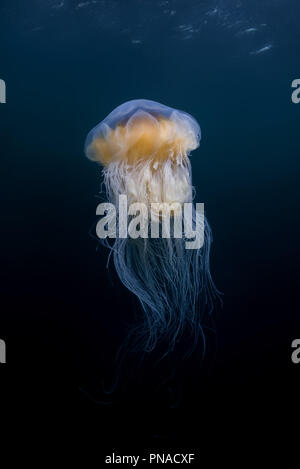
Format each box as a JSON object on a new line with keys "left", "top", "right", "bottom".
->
{"left": 84, "top": 99, "right": 216, "bottom": 356}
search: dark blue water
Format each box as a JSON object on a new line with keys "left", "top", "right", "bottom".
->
{"left": 1, "top": 0, "right": 299, "bottom": 449}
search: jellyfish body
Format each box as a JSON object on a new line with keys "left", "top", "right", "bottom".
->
{"left": 85, "top": 99, "right": 216, "bottom": 354}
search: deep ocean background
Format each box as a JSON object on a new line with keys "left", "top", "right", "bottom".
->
{"left": 0, "top": 0, "right": 299, "bottom": 461}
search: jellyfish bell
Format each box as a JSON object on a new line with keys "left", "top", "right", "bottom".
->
{"left": 85, "top": 99, "right": 216, "bottom": 355}
{"left": 85, "top": 99, "right": 201, "bottom": 163}
{"left": 85, "top": 100, "right": 201, "bottom": 210}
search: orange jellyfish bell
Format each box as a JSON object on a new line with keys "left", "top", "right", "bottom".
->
{"left": 84, "top": 99, "right": 201, "bottom": 166}
{"left": 84, "top": 99, "right": 201, "bottom": 207}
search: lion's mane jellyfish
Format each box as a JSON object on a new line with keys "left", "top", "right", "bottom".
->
{"left": 85, "top": 99, "right": 216, "bottom": 356}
